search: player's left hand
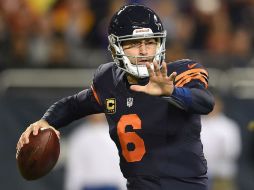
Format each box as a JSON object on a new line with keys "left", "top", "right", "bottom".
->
{"left": 130, "top": 61, "right": 177, "bottom": 96}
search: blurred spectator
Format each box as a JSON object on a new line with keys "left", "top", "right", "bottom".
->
{"left": 0, "top": 12, "right": 11, "bottom": 70}
{"left": 64, "top": 114, "right": 126, "bottom": 190}
{"left": 25, "top": 0, "right": 57, "bottom": 16}
{"left": 230, "top": 28, "right": 252, "bottom": 57}
{"left": 47, "top": 33, "right": 70, "bottom": 67}
{"left": 28, "top": 13, "right": 53, "bottom": 66}
{"left": 86, "top": 0, "right": 112, "bottom": 48}
{"left": 51, "top": 0, "right": 94, "bottom": 47}
{"left": 201, "top": 94, "right": 242, "bottom": 190}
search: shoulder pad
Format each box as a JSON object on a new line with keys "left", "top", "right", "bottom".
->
{"left": 91, "top": 62, "right": 115, "bottom": 105}
{"left": 93, "top": 62, "right": 115, "bottom": 81}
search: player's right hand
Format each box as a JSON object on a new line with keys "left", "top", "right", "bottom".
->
{"left": 16, "top": 119, "right": 60, "bottom": 153}
{"left": 130, "top": 61, "right": 177, "bottom": 96}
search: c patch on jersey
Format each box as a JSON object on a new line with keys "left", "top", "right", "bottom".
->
{"left": 105, "top": 98, "right": 116, "bottom": 114}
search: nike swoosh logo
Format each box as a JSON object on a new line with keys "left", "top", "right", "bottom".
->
{"left": 188, "top": 63, "right": 197, "bottom": 69}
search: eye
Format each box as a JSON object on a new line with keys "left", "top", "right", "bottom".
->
{"left": 130, "top": 41, "right": 141, "bottom": 47}
{"left": 145, "top": 40, "right": 157, "bottom": 45}
{"left": 123, "top": 41, "right": 141, "bottom": 50}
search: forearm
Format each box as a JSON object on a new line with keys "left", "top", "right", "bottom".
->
{"left": 188, "top": 88, "right": 214, "bottom": 114}
{"left": 163, "top": 87, "right": 214, "bottom": 114}
{"left": 42, "top": 89, "right": 103, "bottom": 129}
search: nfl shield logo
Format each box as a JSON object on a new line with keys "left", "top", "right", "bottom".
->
{"left": 127, "top": 97, "right": 133, "bottom": 107}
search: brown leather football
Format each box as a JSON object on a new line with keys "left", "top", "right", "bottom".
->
{"left": 17, "top": 128, "right": 60, "bottom": 180}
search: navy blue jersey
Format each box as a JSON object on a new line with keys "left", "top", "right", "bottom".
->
{"left": 90, "top": 59, "right": 210, "bottom": 178}
{"left": 43, "top": 59, "right": 213, "bottom": 186}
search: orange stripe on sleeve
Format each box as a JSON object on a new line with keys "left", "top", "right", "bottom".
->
{"left": 175, "top": 75, "right": 208, "bottom": 88}
{"left": 176, "top": 72, "right": 208, "bottom": 86}
{"left": 91, "top": 85, "right": 101, "bottom": 105}
{"left": 175, "top": 68, "right": 208, "bottom": 82}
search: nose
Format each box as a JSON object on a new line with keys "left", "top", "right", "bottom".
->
{"left": 139, "top": 42, "right": 148, "bottom": 55}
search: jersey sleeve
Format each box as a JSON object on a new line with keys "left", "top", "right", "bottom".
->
{"left": 42, "top": 89, "right": 103, "bottom": 129}
{"left": 172, "top": 59, "right": 208, "bottom": 89}
{"left": 164, "top": 59, "right": 214, "bottom": 114}
{"left": 42, "top": 65, "right": 106, "bottom": 129}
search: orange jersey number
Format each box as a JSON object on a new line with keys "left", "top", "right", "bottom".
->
{"left": 117, "top": 114, "right": 146, "bottom": 162}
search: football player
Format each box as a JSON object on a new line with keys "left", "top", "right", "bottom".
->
{"left": 17, "top": 4, "right": 214, "bottom": 190}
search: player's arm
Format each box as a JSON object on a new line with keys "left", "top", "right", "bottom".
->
{"left": 163, "top": 85, "right": 214, "bottom": 114}
{"left": 130, "top": 61, "right": 214, "bottom": 114}
{"left": 162, "top": 61, "right": 214, "bottom": 114}
{"left": 42, "top": 88, "right": 103, "bottom": 129}
{"left": 16, "top": 88, "right": 103, "bottom": 152}
{"left": 17, "top": 64, "right": 106, "bottom": 153}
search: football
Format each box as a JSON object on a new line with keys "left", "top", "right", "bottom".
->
{"left": 17, "top": 128, "right": 60, "bottom": 180}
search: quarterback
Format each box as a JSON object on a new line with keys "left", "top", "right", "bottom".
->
{"left": 17, "top": 4, "right": 214, "bottom": 190}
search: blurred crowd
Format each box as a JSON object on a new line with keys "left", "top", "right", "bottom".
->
{"left": 0, "top": 0, "right": 254, "bottom": 70}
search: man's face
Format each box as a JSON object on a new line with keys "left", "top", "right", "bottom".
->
{"left": 122, "top": 38, "right": 157, "bottom": 65}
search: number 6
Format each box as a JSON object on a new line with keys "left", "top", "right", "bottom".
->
{"left": 117, "top": 114, "right": 146, "bottom": 162}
